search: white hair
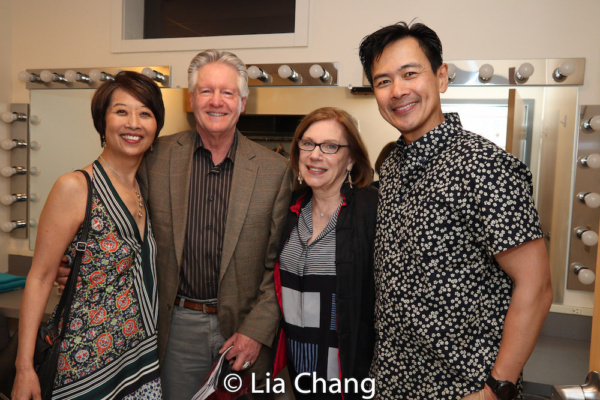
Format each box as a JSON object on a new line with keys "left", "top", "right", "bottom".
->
{"left": 187, "top": 49, "right": 249, "bottom": 98}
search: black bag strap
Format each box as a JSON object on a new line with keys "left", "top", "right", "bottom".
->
{"left": 51, "top": 169, "right": 93, "bottom": 341}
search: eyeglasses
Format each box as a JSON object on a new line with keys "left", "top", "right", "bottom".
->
{"left": 298, "top": 139, "right": 349, "bottom": 154}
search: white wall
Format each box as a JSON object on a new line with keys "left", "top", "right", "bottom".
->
{"left": 9, "top": 0, "right": 600, "bottom": 105}
{"left": 5, "top": 0, "right": 600, "bottom": 306}
{"left": 0, "top": 0, "right": 13, "bottom": 272}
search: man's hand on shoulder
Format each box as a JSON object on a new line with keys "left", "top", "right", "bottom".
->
{"left": 56, "top": 255, "right": 78, "bottom": 289}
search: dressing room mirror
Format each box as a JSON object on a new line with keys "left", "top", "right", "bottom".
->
{"left": 441, "top": 86, "right": 580, "bottom": 304}
{"left": 27, "top": 83, "right": 579, "bottom": 305}
{"left": 27, "top": 88, "right": 193, "bottom": 251}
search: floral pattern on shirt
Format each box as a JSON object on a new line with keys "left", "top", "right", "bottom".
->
{"left": 372, "top": 113, "right": 543, "bottom": 399}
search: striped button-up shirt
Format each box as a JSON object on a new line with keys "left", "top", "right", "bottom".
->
{"left": 178, "top": 132, "right": 237, "bottom": 300}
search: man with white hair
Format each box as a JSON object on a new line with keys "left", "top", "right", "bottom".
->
{"left": 139, "top": 50, "right": 293, "bottom": 399}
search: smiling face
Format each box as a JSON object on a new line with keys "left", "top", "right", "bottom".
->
{"left": 372, "top": 37, "right": 448, "bottom": 144}
{"left": 299, "top": 119, "right": 354, "bottom": 195}
{"left": 190, "top": 62, "right": 247, "bottom": 139}
{"left": 104, "top": 88, "right": 157, "bottom": 157}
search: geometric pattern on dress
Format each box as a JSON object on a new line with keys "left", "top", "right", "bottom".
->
{"left": 287, "top": 337, "right": 318, "bottom": 374}
{"left": 280, "top": 199, "right": 341, "bottom": 383}
{"left": 327, "top": 347, "right": 339, "bottom": 381}
{"left": 281, "top": 287, "right": 320, "bottom": 328}
{"left": 330, "top": 293, "right": 336, "bottom": 331}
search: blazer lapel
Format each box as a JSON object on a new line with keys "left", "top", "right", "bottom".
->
{"left": 220, "top": 132, "right": 257, "bottom": 280}
{"left": 171, "top": 131, "right": 196, "bottom": 267}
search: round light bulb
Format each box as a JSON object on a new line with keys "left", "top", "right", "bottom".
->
{"left": 1, "top": 194, "right": 15, "bottom": 206}
{"left": 585, "top": 115, "right": 600, "bottom": 132}
{"left": 278, "top": 65, "right": 293, "bottom": 79}
{"left": 29, "top": 166, "right": 40, "bottom": 176}
{"left": 247, "top": 66, "right": 262, "bottom": 80}
{"left": 581, "top": 230, "right": 599, "bottom": 246}
{"left": 558, "top": 61, "right": 576, "bottom": 77}
{"left": 578, "top": 268, "right": 596, "bottom": 285}
{"left": 447, "top": 63, "right": 457, "bottom": 81}
{"left": 1, "top": 221, "right": 16, "bottom": 233}
{"left": 29, "top": 115, "right": 41, "bottom": 125}
{"left": 1, "top": 166, "right": 15, "bottom": 177}
{"left": 30, "top": 193, "right": 39, "bottom": 202}
{"left": 17, "top": 71, "right": 31, "bottom": 83}
{"left": 142, "top": 67, "right": 154, "bottom": 79}
{"left": 1, "top": 112, "right": 16, "bottom": 124}
{"left": 29, "top": 219, "right": 37, "bottom": 228}
{"left": 89, "top": 69, "right": 102, "bottom": 82}
{"left": 517, "top": 63, "right": 534, "bottom": 79}
{"left": 30, "top": 141, "right": 41, "bottom": 150}
{"left": 309, "top": 64, "right": 324, "bottom": 79}
{"left": 1, "top": 140, "right": 16, "bottom": 150}
{"left": 479, "top": 64, "right": 494, "bottom": 81}
{"left": 64, "top": 70, "right": 78, "bottom": 83}
{"left": 581, "top": 153, "right": 600, "bottom": 169}
{"left": 40, "top": 70, "right": 54, "bottom": 83}
{"left": 584, "top": 192, "right": 600, "bottom": 208}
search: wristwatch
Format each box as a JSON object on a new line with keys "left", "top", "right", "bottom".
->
{"left": 486, "top": 375, "right": 518, "bottom": 400}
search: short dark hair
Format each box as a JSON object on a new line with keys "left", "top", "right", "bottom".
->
{"left": 359, "top": 21, "right": 444, "bottom": 87}
{"left": 290, "top": 107, "right": 372, "bottom": 188}
{"left": 374, "top": 141, "right": 396, "bottom": 175}
{"left": 91, "top": 70, "right": 165, "bottom": 145}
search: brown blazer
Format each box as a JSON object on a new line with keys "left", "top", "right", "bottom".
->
{"left": 138, "top": 129, "right": 293, "bottom": 375}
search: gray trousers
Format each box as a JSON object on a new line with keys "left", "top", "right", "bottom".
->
{"left": 161, "top": 304, "right": 226, "bottom": 400}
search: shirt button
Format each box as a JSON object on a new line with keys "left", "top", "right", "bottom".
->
{"left": 207, "top": 252, "right": 212, "bottom": 259}
{"left": 208, "top": 195, "right": 214, "bottom": 202}
{"left": 207, "top": 224, "right": 213, "bottom": 230}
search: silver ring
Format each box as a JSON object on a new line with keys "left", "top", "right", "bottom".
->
{"left": 242, "top": 361, "right": 252, "bottom": 370}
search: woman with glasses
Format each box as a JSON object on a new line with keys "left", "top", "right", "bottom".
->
{"left": 273, "top": 107, "right": 377, "bottom": 399}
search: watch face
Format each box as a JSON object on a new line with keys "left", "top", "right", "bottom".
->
{"left": 497, "top": 382, "right": 518, "bottom": 400}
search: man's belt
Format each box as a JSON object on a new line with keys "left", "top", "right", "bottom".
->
{"left": 175, "top": 296, "right": 218, "bottom": 314}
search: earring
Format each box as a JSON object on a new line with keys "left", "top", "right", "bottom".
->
{"left": 297, "top": 173, "right": 303, "bottom": 185}
{"left": 347, "top": 170, "right": 353, "bottom": 188}
{"left": 150, "top": 144, "right": 154, "bottom": 152}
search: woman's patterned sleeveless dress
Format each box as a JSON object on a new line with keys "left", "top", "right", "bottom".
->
{"left": 47, "top": 161, "right": 161, "bottom": 399}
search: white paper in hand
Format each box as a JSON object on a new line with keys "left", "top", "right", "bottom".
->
{"left": 191, "top": 346, "right": 234, "bottom": 400}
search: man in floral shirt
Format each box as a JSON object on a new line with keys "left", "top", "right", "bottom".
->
{"left": 358, "top": 22, "right": 553, "bottom": 400}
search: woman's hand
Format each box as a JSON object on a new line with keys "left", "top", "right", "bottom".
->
{"left": 12, "top": 366, "right": 42, "bottom": 400}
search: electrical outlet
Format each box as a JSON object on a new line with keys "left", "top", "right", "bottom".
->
{"left": 572, "top": 307, "right": 582, "bottom": 315}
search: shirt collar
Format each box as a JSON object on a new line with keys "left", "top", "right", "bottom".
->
{"left": 194, "top": 130, "right": 238, "bottom": 164}
{"left": 396, "top": 113, "right": 463, "bottom": 163}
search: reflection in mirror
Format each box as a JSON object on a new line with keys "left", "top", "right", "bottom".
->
{"left": 441, "top": 86, "right": 580, "bottom": 307}
{"left": 442, "top": 87, "right": 542, "bottom": 192}
{"left": 28, "top": 85, "right": 581, "bottom": 307}
{"left": 28, "top": 88, "right": 192, "bottom": 251}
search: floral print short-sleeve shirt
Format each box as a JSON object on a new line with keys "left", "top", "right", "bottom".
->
{"left": 372, "top": 113, "right": 543, "bottom": 399}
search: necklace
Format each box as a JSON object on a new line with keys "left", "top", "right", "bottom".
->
{"left": 313, "top": 199, "right": 342, "bottom": 218}
{"left": 99, "top": 155, "right": 144, "bottom": 218}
